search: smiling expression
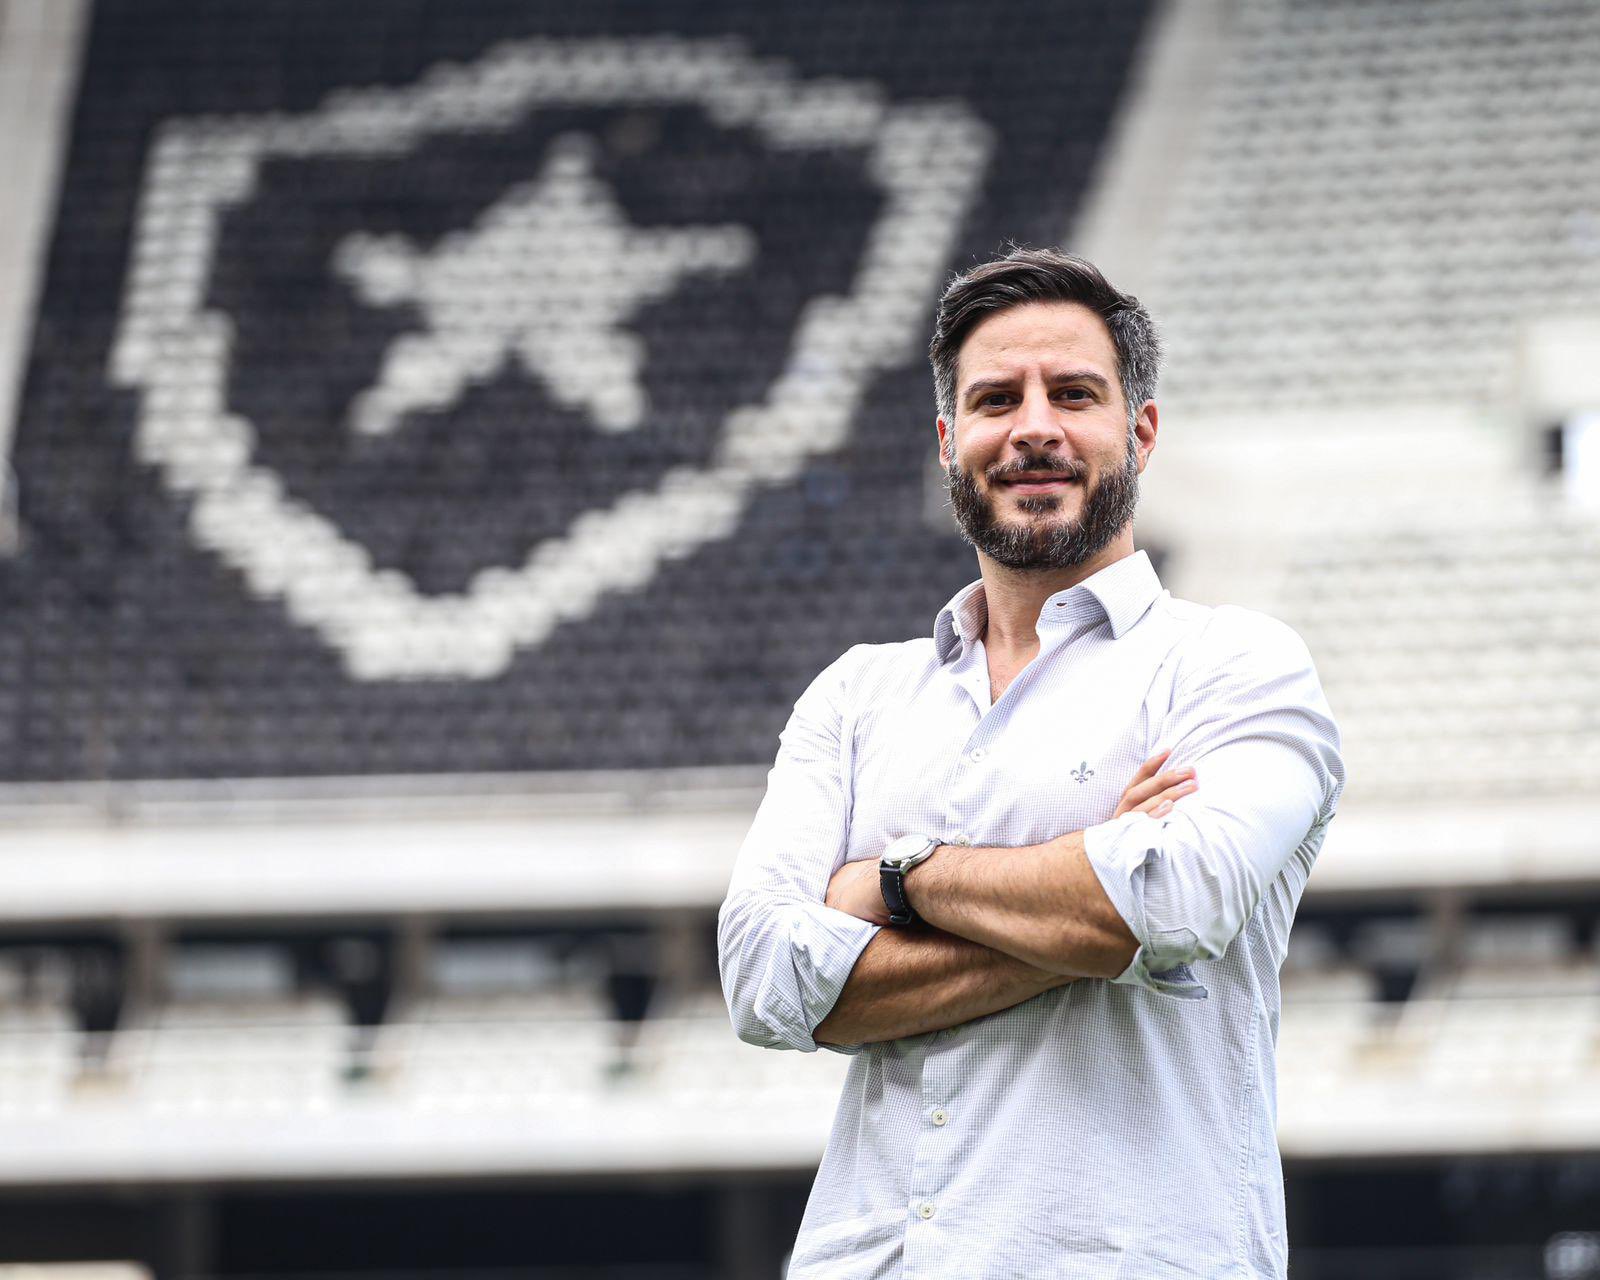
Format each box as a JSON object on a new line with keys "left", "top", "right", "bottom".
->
{"left": 936, "top": 300, "right": 1156, "bottom": 571}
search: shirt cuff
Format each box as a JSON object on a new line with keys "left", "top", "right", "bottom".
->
{"left": 795, "top": 906, "right": 884, "bottom": 1054}
{"left": 1082, "top": 811, "right": 1210, "bottom": 1001}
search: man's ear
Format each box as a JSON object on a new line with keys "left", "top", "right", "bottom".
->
{"left": 1133, "top": 400, "right": 1158, "bottom": 473}
{"left": 936, "top": 417, "right": 953, "bottom": 468}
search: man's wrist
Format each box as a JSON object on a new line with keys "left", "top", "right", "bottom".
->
{"left": 880, "top": 835, "right": 941, "bottom": 925}
{"left": 900, "top": 844, "right": 945, "bottom": 917}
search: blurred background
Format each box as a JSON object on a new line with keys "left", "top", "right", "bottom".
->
{"left": 0, "top": 0, "right": 1598, "bottom": 1277}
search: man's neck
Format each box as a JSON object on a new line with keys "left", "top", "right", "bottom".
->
{"left": 976, "top": 536, "right": 1135, "bottom": 653}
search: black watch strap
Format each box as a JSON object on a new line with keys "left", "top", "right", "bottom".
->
{"left": 880, "top": 862, "right": 917, "bottom": 926}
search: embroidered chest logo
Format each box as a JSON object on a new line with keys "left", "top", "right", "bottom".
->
{"left": 1070, "top": 760, "right": 1095, "bottom": 784}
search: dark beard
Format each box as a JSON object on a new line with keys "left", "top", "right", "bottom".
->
{"left": 945, "top": 441, "right": 1141, "bottom": 571}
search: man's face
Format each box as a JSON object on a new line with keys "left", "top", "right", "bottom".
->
{"left": 937, "top": 301, "right": 1153, "bottom": 572}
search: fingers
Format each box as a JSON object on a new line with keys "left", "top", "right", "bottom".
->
{"left": 1129, "top": 766, "right": 1192, "bottom": 806}
{"left": 1141, "top": 777, "right": 1197, "bottom": 817}
{"left": 1128, "top": 748, "right": 1171, "bottom": 785}
{"left": 826, "top": 858, "right": 877, "bottom": 905}
{"left": 1113, "top": 761, "right": 1196, "bottom": 818}
{"left": 1111, "top": 750, "right": 1172, "bottom": 818}
{"left": 823, "top": 860, "right": 858, "bottom": 908}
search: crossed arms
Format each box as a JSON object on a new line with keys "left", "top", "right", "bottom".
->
{"left": 810, "top": 790, "right": 1173, "bottom": 1048}
{"left": 716, "top": 615, "right": 1344, "bottom": 1054}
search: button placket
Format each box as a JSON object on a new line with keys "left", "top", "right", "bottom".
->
{"left": 906, "top": 1031, "right": 952, "bottom": 1244}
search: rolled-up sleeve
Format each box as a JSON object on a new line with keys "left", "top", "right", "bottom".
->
{"left": 1082, "top": 608, "right": 1345, "bottom": 1000}
{"left": 717, "top": 645, "right": 883, "bottom": 1054}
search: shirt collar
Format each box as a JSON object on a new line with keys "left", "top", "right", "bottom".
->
{"left": 932, "top": 549, "right": 1163, "bottom": 663}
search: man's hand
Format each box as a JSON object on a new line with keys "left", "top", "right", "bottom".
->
{"left": 1113, "top": 748, "right": 1197, "bottom": 819}
{"left": 824, "top": 751, "right": 1198, "bottom": 926}
{"left": 825, "top": 857, "right": 893, "bottom": 926}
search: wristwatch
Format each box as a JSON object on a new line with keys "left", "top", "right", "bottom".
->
{"left": 879, "top": 834, "right": 941, "bottom": 926}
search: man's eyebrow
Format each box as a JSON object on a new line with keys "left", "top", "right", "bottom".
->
{"left": 1046, "top": 368, "right": 1113, "bottom": 394}
{"left": 960, "top": 369, "right": 1113, "bottom": 402}
{"left": 960, "top": 376, "right": 1018, "bottom": 403}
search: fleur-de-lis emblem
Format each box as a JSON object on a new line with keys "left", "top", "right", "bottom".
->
{"left": 1070, "top": 761, "right": 1094, "bottom": 784}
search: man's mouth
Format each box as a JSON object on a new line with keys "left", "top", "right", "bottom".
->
{"left": 1000, "top": 474, "right": 1081, "bottom": 493}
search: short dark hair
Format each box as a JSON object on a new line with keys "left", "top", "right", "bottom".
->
{"left": 929, "top": 247, "right": 1161, "bottom": 451}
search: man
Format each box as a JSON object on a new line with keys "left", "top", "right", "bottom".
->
{"left": 716, "top": 247, "right": 1344, "bottom": 1278}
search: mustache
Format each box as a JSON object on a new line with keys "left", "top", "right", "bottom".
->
{"left": 986, "top": 457, "right": 1087, "bottom": 483}
{"left": 943, "top": 443, "right": 1140, "bottom": 573}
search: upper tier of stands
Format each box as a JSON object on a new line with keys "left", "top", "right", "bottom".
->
{"left": 1, "top": 0, "right": 1594, "bottom": 828}
{"left": 0, "top": 0, "right": 1152, "bottom": 781}
{"left": 1263, "top": 489, "right": 1600, "bottom": 803}
{"left": 1097, "top": 0, "right": 1600, "bottom": 810}
{"left": 1145, "top": 0, "right": 1600, "bottom": 414}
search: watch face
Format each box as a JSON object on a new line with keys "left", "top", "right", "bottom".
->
{"left": 884, "top": 834, "right": 931, "bottom": 867}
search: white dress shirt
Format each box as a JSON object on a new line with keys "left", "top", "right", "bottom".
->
{"left": 717, "top": 547, "right": 1345, "bottom": 1279}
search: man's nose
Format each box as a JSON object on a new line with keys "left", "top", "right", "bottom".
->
{"left": 1008, "top": 389, "right": 1066, "bottom": 451}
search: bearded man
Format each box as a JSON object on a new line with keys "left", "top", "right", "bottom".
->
{"left": 717, "top": 246, "right": 1344, "bottom": 1279}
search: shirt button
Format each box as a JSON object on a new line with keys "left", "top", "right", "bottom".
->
{"left": 931, "top": 1108, "right": 949, "bottom": 1126}
{"left": 968, "top": 747, "right": 985, "bottom": 762}
{"left": 918, "top": 1202, "right": 936, "bottom": 1220}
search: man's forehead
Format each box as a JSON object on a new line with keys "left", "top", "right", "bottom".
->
{"left": 956, "top": 301, "right": 1117, "bottom": 388}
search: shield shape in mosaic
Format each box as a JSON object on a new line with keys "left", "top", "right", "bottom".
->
{"left": 110, "top": 38, "right": 991, "bottom": 680}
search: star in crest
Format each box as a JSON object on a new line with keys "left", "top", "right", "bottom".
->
{"left": 334, "top": 133, "right": 757, "bottom": 435}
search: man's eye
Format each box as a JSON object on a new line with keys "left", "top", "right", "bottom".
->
{"left": 980, "top": 393, "right": 1012, "bottom": 408}
{"left": 1058, "top": 387, "right": 1091, "bottom": 403}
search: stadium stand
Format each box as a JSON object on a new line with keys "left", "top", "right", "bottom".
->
{"left": 1113, "top": 0, "right": 1600, "bottom": 815}
{"left": 0, "top": 0, "right": 1598, "bottom": 1276}
{"left": 1275, "top": 923, "right": 1384, "bottom": 1098}
{"left": 372, "top": 937, "right": 619, "bottom": 1111}
{"left": 109, "top": 943, "right": 352, "bottom": 1115}
{"left": 1404, "top": 918, "right": 1600, "bottom": 1093}
{"left": 1263, "top": 496, "right": 1600, "bottom": 802}
{"left": 0, "top": 0, "right": 1152, "bottom": 782}
{"left": 1144, "top": 0, "right": 1600, "bottom": 414}
{"left": 0, "top": 949, "right": 79, "bottom": 1118}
